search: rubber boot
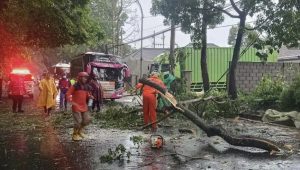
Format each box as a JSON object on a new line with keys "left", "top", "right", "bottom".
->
{"left": 72, "top": 128, "right": 82, "bottom": 141}
{"left": 78, "top": 126, "right": 87, "bottom": 138}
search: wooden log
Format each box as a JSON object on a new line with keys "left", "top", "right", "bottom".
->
{"left": 179, "top": 96, "right": 215, "bottom": 104}
{"left": 138, "top": 78, "right": 282, "bottom": 153}
{"left": 179, "top": 106, "right": 281, "bottom": 152}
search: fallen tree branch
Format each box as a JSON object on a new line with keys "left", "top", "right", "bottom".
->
{"left": 179, "top": 96, "right": 215, "bottom": 104}
{"left": 179, "top": 106, "right": 281, "bottom": 152}
{"left": 138, "top": 78, "right": 282, "bottom": 153}
{"left": 159, "top": 152, "right": 209, "bottom": 161}
{"left": 178, "top": 95, "right": 227, "bottom": 106}
{"left": 238, "top": 117, "right": 297, "bottom": 129}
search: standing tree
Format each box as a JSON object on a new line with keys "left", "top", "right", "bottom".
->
{"left": 211, "top": 0, "right": 276, "bottom": 99}
{"left": 227, "top": 24, "right": 259, "bottom": 47}
{"left": 152, "top": 0, "right": 224, "bottom": 92}
{"left": 90, "top": 0, "right": 137, "bottom": 56}
{"left": 223, "top": 0, "right": 300, "bottom": 98}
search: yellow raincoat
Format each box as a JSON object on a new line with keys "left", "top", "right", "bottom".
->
{"left": 37, "top": 78, "right": 58, "bottom": 109}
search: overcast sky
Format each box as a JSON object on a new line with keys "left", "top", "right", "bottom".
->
{"left": 125, "top": 0, "right": 254, "bottom": 48}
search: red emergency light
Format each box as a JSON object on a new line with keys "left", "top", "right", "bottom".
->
{"left": 11, "top": 69, "right": 31, "bottom": 75}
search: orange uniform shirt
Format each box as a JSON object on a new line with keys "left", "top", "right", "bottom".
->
{"left": 136, "top": 76, "right": 166, "bottom": 95}
{"left": 66, "top": 83, "right": 91, "bottom": 113}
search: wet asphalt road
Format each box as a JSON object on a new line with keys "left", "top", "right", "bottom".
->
{"left": 0, "top": 95, "right": 300, "bottom": 170}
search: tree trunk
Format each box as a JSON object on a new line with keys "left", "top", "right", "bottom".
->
{"left": 201, "top": 8, "right": 210, "bottom": 92}
{"left": 138, "top": 78, "right": 282, "bottom": 153}
{"left": 178, "top": 105, "right": 281, "bottom": 152}
{"left": 228, "top": 13, "right": 246, "bottom": 99}
{"left": 169, "top": 23, "right": 176, "bottom": 74}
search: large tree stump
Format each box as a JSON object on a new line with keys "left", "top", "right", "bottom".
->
{"left": 139, "top": 78, "right": 282, "bottom": 153}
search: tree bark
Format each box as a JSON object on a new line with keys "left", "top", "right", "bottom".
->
{"left": 201, "top": 3, "right": 210, "bottom": 92}
{"left": 228, "top": 13, "right": 247, "bottom": 99}
{"left": 138, "top": 78, "right": 282, "bottom": 153}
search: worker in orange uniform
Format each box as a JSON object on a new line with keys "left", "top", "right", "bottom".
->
{"left": 66, "top": 72, "right": 93, "bottom": 141}
{"left": 135, "top": 72, "right": 166, "bottom": 133}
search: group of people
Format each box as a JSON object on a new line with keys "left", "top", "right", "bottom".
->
{"left": 35, "top": 72, "right": 100, "bottom": 141}
{"left": 6, "top": 72, "right": 103, "bottom": 115}
{"left": 6, "top": 69, "right": 169, "bottom": 140}
{"left": 8, "top": 71, "right": 103, "bottom": 141}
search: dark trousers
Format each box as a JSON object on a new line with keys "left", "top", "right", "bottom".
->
{"left": 12, "top": 95, "right": 23, "bottom": 112}
{"left": 92, "top": 100, "right": 100, "bottom": 111}
{"left": 59, "top": 90, "right": 67, "bottom": 109}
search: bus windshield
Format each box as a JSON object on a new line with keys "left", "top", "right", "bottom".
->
{"left": 92, "top": 66, "right": 122, "bottom": 82}
{"left": 86, "top": 54, "right": 122, "bottom": 63}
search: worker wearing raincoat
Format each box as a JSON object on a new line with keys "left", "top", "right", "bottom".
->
{"left": 158, "top": 73, "right": 175, "bottom": 111}
{"left": 136, "top": 72, "right": 166, "bottom": 133}
{"left": 37, "top": 73, "right": 58, "bottom": 116}
{"left": 66, "top": 72, "right": 93, "bottom": 141}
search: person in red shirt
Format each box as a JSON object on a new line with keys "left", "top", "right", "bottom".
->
{"left": 135, "top": 72, "right": 166, "bottom": 133}
{"left": 9, "top": 74, "right": 26, "bottom": 113}
{"left": 89, "top": 76, "right": 104, "bottom": 112}
{"left": 58, "top": 74, "right": 71, "bottom": 110}
{"left": 66, "top": 72, "right": 93, "bottom": 141}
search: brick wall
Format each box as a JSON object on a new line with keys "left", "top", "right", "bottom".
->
{"left": 236, "top": 62, "right": 300, "bottom": 92}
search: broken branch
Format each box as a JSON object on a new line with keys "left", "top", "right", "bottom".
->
{"left": 179, "top": 96, "right": 215, "bottom": 105}
{"left": 138, "top": 78, "right": 282, "bottom": 153}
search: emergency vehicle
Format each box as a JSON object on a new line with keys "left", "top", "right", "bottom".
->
{"left": 8, "top": 69, "right": 34, "bottom": 98}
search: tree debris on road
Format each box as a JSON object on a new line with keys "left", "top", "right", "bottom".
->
{"left": 138, "top": 78, "right": 286, "bottom": 154}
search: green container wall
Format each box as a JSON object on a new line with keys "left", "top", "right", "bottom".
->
{"left": 184, "top": 47, "right": 278, "bottom": 84}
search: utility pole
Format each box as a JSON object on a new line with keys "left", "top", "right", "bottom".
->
{"left": 120, "top": 29, "right": 123, "bottom": 56}
{"left": 169, "top": 23, "right": 176, "bottom": 74}
{"left": 136, "top": 0, "right": 144, "bottom": 78}
{"left": 112, "top": 2, "right": 116, "bottom": 55}
{"left": 162, "top": 33, "right": 165, "bottom": 48}
{"left": 153, "top": 31, "right": 156, "bottom": 48}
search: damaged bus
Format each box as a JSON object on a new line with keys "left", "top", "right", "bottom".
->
{"left": 70, "top": 52, "right": 130, "bottom": 100}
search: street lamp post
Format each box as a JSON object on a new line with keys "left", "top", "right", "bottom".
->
{"left": 136, "top": 0, "right": 144, "bottom": 78}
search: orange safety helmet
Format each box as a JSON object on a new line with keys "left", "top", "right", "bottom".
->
{"left": 77, "top": 72, "right": 89, "bottom": 77}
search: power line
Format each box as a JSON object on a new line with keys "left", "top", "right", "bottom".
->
{"left": 110, "top": 25, "right": 181, "bottom": 49}
{"left": 113, "top": 20, "right": 257, "bottom": 49}
{"left": 111, "top": 0, "right": 262, "bottom": 50}
{"left": 144, "top": 24, "right": 166, "bottom": 31}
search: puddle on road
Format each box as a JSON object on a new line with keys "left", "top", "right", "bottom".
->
{"left": 1, "top": 96, "right": 300, "bottom": 170}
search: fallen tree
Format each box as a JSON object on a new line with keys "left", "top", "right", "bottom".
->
{"left": 139, "top": 78, "right": 282, "bottom": 153}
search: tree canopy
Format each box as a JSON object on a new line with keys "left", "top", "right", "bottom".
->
{"left": 152, "top": 0, "right": 225, "bottom": 92}
{"left": 256, "top": 0, "right": 300, "bottom": 48}
{"left": 228, "top": 24, "right": 259, "bottom": 47}
{"left": 89, "top": 0, "right": 136, "bottom": 56}
{"left": 152, "top": 0, "right": 224, "bottom": 48}
{"left": 0, "top": 0, "right": 103, "bottom": 48}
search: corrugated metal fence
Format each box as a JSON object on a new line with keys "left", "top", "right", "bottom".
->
{"left": 183, "top": 47, "right": 278, "bottom": 91}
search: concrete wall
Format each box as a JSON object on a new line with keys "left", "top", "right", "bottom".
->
{"left": 236, "top": 62, "right": 300, "bottom": 92}
{"left": 126, "top": 60, "right": 152, "bottom": 86}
